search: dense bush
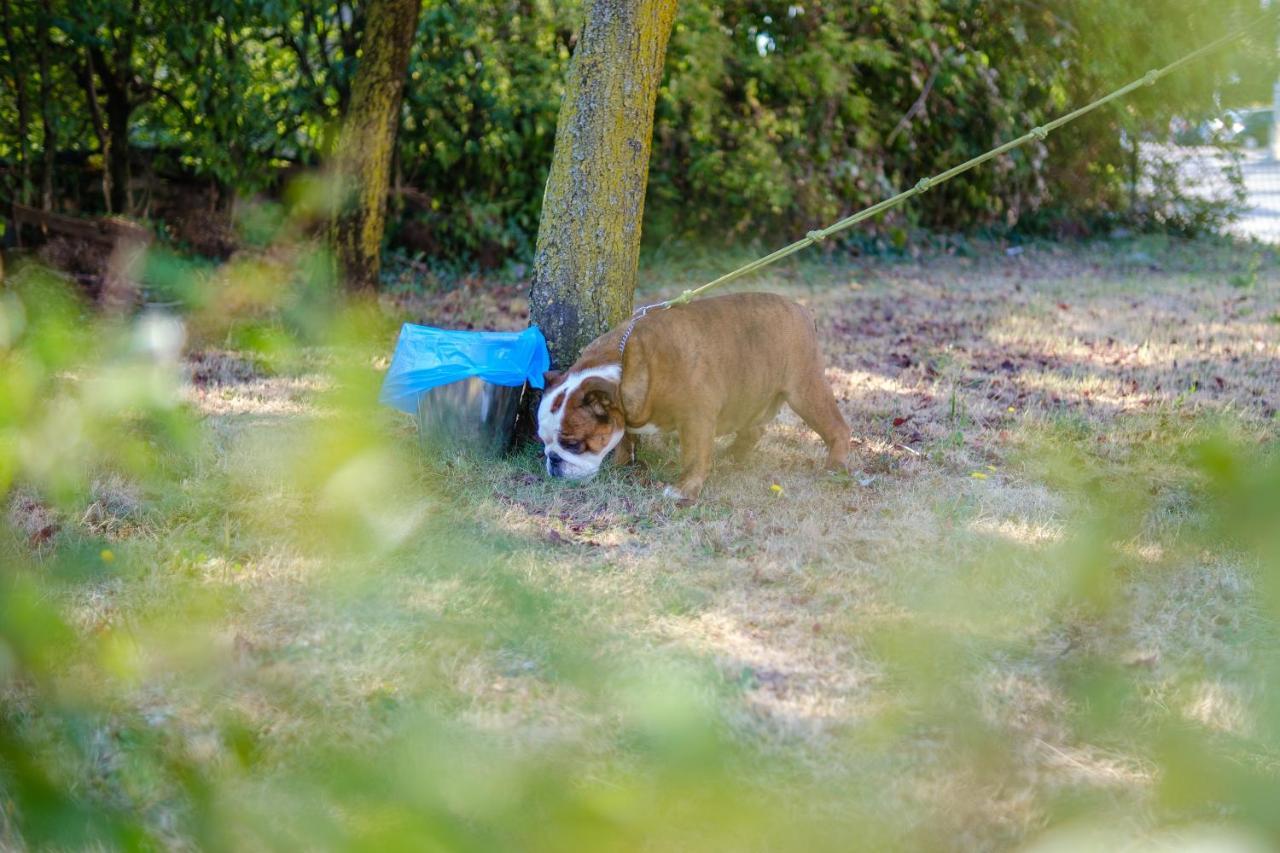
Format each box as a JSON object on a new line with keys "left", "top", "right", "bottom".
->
{"left": 652, "top": 0, "right": 1272, "bottom": 241}
{"left": 0, "top": 0, "right": 1273, "bottom": 266}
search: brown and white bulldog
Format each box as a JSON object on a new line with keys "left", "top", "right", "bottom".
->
{"left": 536, "top": 292, "right": 850, "bottom": 502}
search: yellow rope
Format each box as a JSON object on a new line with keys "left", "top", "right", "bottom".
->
{"left": 648, "top": 11, "right": 1272, "bottom": 312}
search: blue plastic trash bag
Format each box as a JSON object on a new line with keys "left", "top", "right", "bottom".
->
{"left": 378, "top": 323, "right": 550, "bottom": 414}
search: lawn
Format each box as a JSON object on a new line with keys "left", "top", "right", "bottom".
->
{"left": 3, "top": 235, "right": 1280, "bottom": 850}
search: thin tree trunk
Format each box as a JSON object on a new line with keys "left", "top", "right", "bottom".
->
{"left": 36, "top": 4, "right": 54, "bottom": 210}
{"left": 330, "top": 0, "right": 420, "bottom": 293}
{"left": 103, "top": 73, "right": 133, "bottom": 216}
{"left": 81, "top": 52, "right": 113, "bottom": 214}
{"left": 528, "top": 0, "right": 678, "bottom": 368}
{"left": 1128, "top": 137, "right": 1141, "bottom": 214}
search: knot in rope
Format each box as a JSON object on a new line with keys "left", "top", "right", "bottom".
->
{"left": 671, "top": 289, "right": 695, "bottom": 306}
{"left": 806, "top": 229, "right": 826, "bottom": 243}
{"left": 915, "top": 177, "right": 933, "bottom": 193}
{"left": 1143, "top": 69, "right": 1159, "bottom": 86}
{"left": 1031, "top": 126, "right": 1049, "bottom": 141}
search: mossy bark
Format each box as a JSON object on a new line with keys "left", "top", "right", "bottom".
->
{"left": 529, "top": 0, "right": 678, "bottom": 368}
{"left": 331, "top": 0, "right": 420, "bottom": 293}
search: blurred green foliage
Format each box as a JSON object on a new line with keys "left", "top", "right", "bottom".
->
{"left": 0, "top": 1, "right": 1273, "bottom": 267}
{"left": 653, "top": 0, "right": 1271, "bottom": 239}
{"left": 2, "top": 205, "right": 1280, "bottom": 848}
{"left": 3, "top": 4, "right": 1280, "bottom": 846}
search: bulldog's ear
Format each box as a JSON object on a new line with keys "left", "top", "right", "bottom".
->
{"left": 584, "top": 389, "right": 611, "bottom": 420}
{"left": 543, "top": 370, "right": 565, "bottom": 388}
{"left": 580, "top": 376, "right": 618, "bottom": 421}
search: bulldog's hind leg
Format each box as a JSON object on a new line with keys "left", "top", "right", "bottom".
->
{"left": 786, "top": 369, "right": 851, "bottom": 471}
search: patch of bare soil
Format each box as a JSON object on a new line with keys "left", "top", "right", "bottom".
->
{"left": 809, "top": 252, "right": 1279, "bottom": 439}
{"left": 383, "top": 277, "right": 530, "bottom": 330}
{"left": 6, "top": 490, "right": 61, "bottom": 548}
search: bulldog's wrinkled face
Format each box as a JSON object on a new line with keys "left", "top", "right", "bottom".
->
{"left": 537, "top": 364, "right": 625, "bottom": 480}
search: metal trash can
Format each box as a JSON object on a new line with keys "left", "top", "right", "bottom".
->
{"left": 414, "top": 377, "right": 526, "bottom": 457}
{"left": 380, "top": 323, "right": 550, "bottom": 459}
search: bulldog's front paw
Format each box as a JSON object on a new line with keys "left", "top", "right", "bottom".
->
{"left": 662, "top": 484, "right": 699, "bottom": 507}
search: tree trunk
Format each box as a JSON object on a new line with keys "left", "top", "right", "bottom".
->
{"left": 0, "top": 0, "right": 31, "bottom": 205}
{"left": 330, "top": 0, "right": 420, "bottom": 293}
{"left": 103, "top": 74, "right": 133, "bottom": 216}
{"left": 81, "top": 51, "right": 113, "bottom": 214}
{"left": 528, "top": 0, "right": 678, "bottom": 368}
{"left": 36, "top": 4, "right": 54, "bottom": 210}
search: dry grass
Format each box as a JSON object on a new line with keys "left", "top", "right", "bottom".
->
{"left": 422, "top": 236, "right": 1278, "bottom": 843}
{"left": 10, "top": 236, "right": 1279, "bottom": 849}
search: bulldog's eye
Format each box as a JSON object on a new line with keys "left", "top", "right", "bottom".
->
{"left": 561, "top": 439, "right": 583, "bottom": 454}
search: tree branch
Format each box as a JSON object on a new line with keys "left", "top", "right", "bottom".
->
{"left": 886, "top": 48, "right": 944, "bottom": 147}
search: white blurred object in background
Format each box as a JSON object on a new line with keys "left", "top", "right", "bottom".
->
{"left": 134, "top": 310, "right": 187, "bottom": 365}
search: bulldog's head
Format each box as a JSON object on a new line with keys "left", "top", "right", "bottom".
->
{"left": 536, "top": 364, "right": 625, "bottom": 479}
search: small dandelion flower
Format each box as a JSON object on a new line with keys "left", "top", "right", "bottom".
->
{"left": 1007, "top": 406, "right": 1016, "bottom": 413}
{"left": 100, "top": 549, "right": 115, "bottom": 563}
{"left": 970, "top": 472, "right": 988, "bottom": 480}
{"left": 770, "top": 483, "right": 784, "bottom": 496}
